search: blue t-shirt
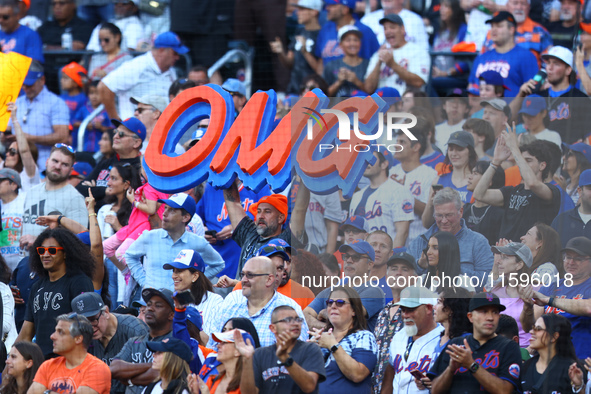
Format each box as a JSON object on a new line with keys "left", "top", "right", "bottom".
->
{"left": 0, "top": 24, "right": 44, "bottom": 62}
{"left": 315, "top": 20, "right": 379, "bottom": 63}
{"left": 540, "top": 276, "right": 591, "bottom": 359}
{"left": 195, "top": 184, "right": 271, "bottom": 279}
{"left": 376, "top": 276, "right": 393, "bottom": 304}
{"left": 438, "top": 172, "right": 473, "bottom": 203}
{"left": 421, "top": 150, "right": 445, "bottom": 170}
{"left": 469, "top": 45, "right": 539, "bottom": 97}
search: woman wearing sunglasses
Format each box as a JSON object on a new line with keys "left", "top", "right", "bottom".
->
{"left": 4, "top": 102, "right": 40, "bottom": 192}
{"left": 520, "top": 314, "right": 586, "bottom": 394}
{"left": 88, "top": 23, "right": 133, "bottom": 81}
{"left": 309, "top": 286, "right": 377, "bottom": 394}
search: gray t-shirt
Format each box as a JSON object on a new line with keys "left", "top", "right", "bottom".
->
{"left": 113, "top": 331, "right": 173, "bottom": 394}
{"left": 253, "top": 340, "right": 326, "bottom": 394}
{"left": 22, "top": 183, "right": 88, "bottom": 237}
{"left": 322, "top": 57, "right": 370, "bottom": 97}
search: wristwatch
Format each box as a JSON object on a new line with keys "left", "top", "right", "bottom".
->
{"left": 277, "top": 356, "right": 294, "bottom": 367}
{"left": 44, "top": 390, "right": 52, "bottom": 394}
{"left": 330, "top": 344, "right": 340, "bottom": 353}
{"left": 469, "top": 362, "right": 480, "bottom": 374}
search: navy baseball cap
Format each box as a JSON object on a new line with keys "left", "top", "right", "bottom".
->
{"left": 340, "top": 216, "right": 366, "bottom": 232}
{"left": 339, "top": 240, "right": 375, "bottom": 261}
{"left": 153, "top": 31, "right": 189, "bottom": 54}
{"left": 386, "top": 251, "right": 416, "bottom": 269}
{"left": 222, "top": 78, "right": 246, "bottom": 97}
{"left": 163, "top": 249, "right": 205, "bottom": 272}
{"left": 158, "top": 193, "right": 196, "bottom": 217}
{"left": 71, "top": 292, "right": 104, "bottom": 317}
{"left": 147, "top": 338, "right": 193, "bottom": 362}
{"left": 479, "top": 70, "right": 510, "bottom": 90}
{"left": 518, "top": 95, "right": 547, "bottom": 116}
{"left": 579, "top": 169, "right": 591, "bottom": 187}
{"left": 564, "top": 142, "right": 591, "bottom": 164}
{"left": 185, "top": 305, "right": 203, "bottom": 331}
{"left": 112, "top": 117, "right": 147, "bottom": 142}
{"left": 469, "top": 292, "right": 506, "bottom": 312}
{"left": 380, "top": 13, "right": 404, "bottom": 26}
{"left": 376, "top": 87, "right": 401, "bottom": 105}
{"left": 486, "top": 11, "right": 517, "bottom": 26}
{"left": 325, "top": 0, "right": 356, "bottom": 9}
{"left": 447, "top": 130, "right": 475, "bottom": 148}
{"left": 257, "top": 243, "right": 291, "bottom": 261}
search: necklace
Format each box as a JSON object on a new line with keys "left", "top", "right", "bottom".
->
{"left": 469, "top": 204, "right": 491, "bottom": 225}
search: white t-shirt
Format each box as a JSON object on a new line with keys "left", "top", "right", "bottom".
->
{"left": 196, "top": 291, "right": 224, "bottom": 336}
{"left": 141, "top": 382, "right": 189, "bottom": 394}
{"left": 102, "top": 51, "right": 176, "bottom": 119}
{"left": 580, "top": 210, "right": 591, "bottom": 224}
{"left": 349, "top": 179, "right": 414, "bottom": 238}
{"left": 389, "top": 164, "right": 438, "bottom": 243}
{"left": 0, "top": 192, "right": 26, "bottom": 271}
{"left": 389, "top": 324, "right": 445, "bottom": 394}
{"left": 305, "top": 191, "right": 345, "bottom": 253}
{"left": 86, "top": 16, "right": 147, "bottom": 52}
{"left": 361, "top": 9, "right": 429, "bottom": 51}
{"left": 365, "top": 42, "right": 430, "bottom": 95}
{"left": 531, "top": 128, "right": 562, "bottom": 147}
{"left": 435, "top": 119, "right": 466, "bottom": 153}
{"left": 465, "top": 0, "right": 508, "bottom": 49}
{"left": 19, "top": 166, "right": 40, "bottom": 193}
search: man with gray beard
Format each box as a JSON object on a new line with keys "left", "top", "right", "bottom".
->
{"left": 380, "top": 286, "right": 443, "bottom": 394}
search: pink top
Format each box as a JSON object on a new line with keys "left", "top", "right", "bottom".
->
{"left": 491, "top": 286, "right": 531, "bottom": 347}
{"left": 116, "top": 183, "right": 168, "bottom": 241}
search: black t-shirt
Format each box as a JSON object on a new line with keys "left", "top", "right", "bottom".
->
{"left": 499, "top": 183, "right": 560, "bottom": 241}
{"left": 540, "top": 87, "right": 591, "bottom": 144}
{"left": 463, "top": 203, "right": 504, "bottom": 245}
{"left": 76, "top": 155, "right": 141, "bottom": 203}
{"left": 520, "top": 355, "right": 583, "bottom": 394}
{"left": 546, "top": 22, "right": 577, "bottom": 48}
{"left": 24, "top": 272, "right": 94, "bottom": 357}
{"left": 253, "top": 340, "right": 326, "bottom": 394}
{"left": 322, "top": 57, "right": 370, "bottom": 97}
{"left": 287, "top": 27, "right": 320, "bottom": 95}
{"left": 37, "top": 16, "right": 93, "bottom": 47}
{"left": 428, "top": 334, "right": 522, "bottom": 394}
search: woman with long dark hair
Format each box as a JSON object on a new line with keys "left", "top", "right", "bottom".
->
{"left": 520, "top": 314, "right": 586, "bottom": 394}
{"left": 88, "top": 22, "right": 133, "bottom": 80}
{"left": 0, "top": 341, "right": 44, "bottom": 394}
{"left": 309, "top": 286, "right": 377, "bottom": 394}
{"left": 520, "top": 223, "right": 562, "bottom": 279}
{"left": 424, "top": 232, "right": 461, "bottom": 292}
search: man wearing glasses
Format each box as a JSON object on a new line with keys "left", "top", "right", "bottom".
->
{"left": 409, "top": 187, "right": 493, "bottom": 286}
{"left": 529, "top": 236, "right": 591, "bottom": 360}
{"left": 70, "top": 292, "right": 148, "bottom": 392}
{"left": 28, "top": 313, "right": 112, "bottom": 394}
{"left": 77, "top": 117, "right": 144, "bottom": 203}
{"left": 238, "top": 305, "right": 326, "bottom": 394}
{"left": 129, "top": 95, "right": 168, "bottom": 154}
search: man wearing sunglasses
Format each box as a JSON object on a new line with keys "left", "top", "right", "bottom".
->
{"left": 77, "top": 117, "right": 144, "bottom": 204}
{"left": 28, "top": 313, "right": 112, "bottom": 394}
{"left": 239, "top": 304, "right": 326, "bottom": 394}
{"left": 0, "top": 0, "right": 44, "bottom": 62}
{"left": 129, "top": 95, "right": 168, "bottom": 154}
{"left": 304, "top": 240, "right": 385, "bottom": 333}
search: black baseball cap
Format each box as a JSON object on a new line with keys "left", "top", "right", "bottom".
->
{"left": 386, "top": 251, "right": 416, "bottom": 270}
{"left": 469, "top": 292, "right": 506, "bottom": 312}
{"left": 562, "top": 237, "right": 591, "bottom": 257}
{"left": 486, "top": 11, "right": 517, "bottom": 26}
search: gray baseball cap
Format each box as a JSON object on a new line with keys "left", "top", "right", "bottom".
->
{"left": 71, "top": 292, "right": 105, "bottom": 317}
{"left": 0, "top": 168, "right": 21, "bottom": 189}
{"left": 380, "top": 13, "right": 404, "bottom": 26}
{"left": 447, "top": 130, "right": 475, "bottom": 149}
{"left": 395, "top": 285, "right": 437, "bottom": 308}
{"left": 480, "top": 98, "right": 512, "bottom": 118}
{"left": 130, "top": 95, "right": 168, "bottom": 112}
{"left": 491, "top": 242, "right": 533, "bottom": 267}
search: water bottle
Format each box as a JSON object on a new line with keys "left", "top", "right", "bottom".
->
{"left": 531, "top": 69, "right": 547, "bottom": 94}
{"left": 61, "top": 28, "right": 73, "bottom": 50}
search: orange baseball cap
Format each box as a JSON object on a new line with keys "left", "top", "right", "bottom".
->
{"left": 61, "top": 62, "right": 88, "bottom": 88}
{"left": 20, "top": 0, "right": 30, "bottom": 9}
{"left": 248, "top": 194, "right": 288, "bottom": 223}
{"left": 581, "top": 22, "right": 591, "bottom": 34}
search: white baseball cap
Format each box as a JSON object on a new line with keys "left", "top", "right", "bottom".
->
{"left": 293, "top": 0, "right": 323, "bottom": 11}
{"left": 542, "top": 46, "right": 573, "bottom": 68}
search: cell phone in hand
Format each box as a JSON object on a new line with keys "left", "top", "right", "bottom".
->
{"left": 410, "top": 369, "right": 425, "bottom": 380}
{"left": 205, "top": 230, "right": 217, "bottom": 237}
{"left": 174, "top": 290, "right": 195, "bottom": 306}
{"left": 10, "top": 285, "right": 20, "bottom": 297}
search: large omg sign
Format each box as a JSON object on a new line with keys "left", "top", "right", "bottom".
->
{"left": 144, "top": 84, "right": 414, "bottom": 198}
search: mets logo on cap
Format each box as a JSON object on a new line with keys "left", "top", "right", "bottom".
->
{"left": 486, "top": 293, "right": 494, "bottom": 302}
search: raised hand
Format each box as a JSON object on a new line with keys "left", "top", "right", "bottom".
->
{"left": 234, "top": 329, "right": 255, "bottom": 359}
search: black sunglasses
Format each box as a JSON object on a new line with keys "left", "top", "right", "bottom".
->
{"left": 99, "top": 37, "right": 110, "bottom": 44}
{"left": 6, "top": 148, "right": 17, "bottom": 156}
{"left": 0, "top": 14, "right": 11, "bottom": 20}
{"left": 116, "top": 131, "right": 139, "bottom": 139}
{"left": 326, "top": 299, "right": 349, "bottom": 308}
{"left": 341, "top": 253, "right": 367, "bottom": 262}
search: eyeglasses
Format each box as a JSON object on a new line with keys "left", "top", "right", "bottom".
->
{"left": 341, "top": 253, "right": 367, "bottom": 262}
{"left": 116, "top": 131, "right": 139, "bottom": 139}
{"left": 99, "top": 37, "right": 110, "bottom": 44}
{"left": 532, "top": 325, "right": 545, "bottom": 332}
{"left": 0, "top": 14, "right": 12, "bottom": 20}
{"left": 54, "top": 143, "right": 75, "bottom": 153}
{"left": 36, "top": 246, "right": 64, "bottom": 255}
{"left": 87, "top": 310, "right": 103, "bottom": 326}
{"left": 240, "top": 272, "right": 270, "bottom": 280}
{"left": 433, "top": 212, "right": 458, "bottom": 221}
{"left": 272, "top": 316, "right": 304, "bottom": 324}
{"left": 326, "top": 299, "right": 350, "bottom": 308}
{"left": 6, "top": 148, "right": 17, "bottom": 156}
{"left": 51, "top": 0, "right": 72, "bottom": 6}
{"left": 563, "top": 254, "right": 590, "bottom": 263}
{"left": 134, "top": 107, "right": 154, "bottom": 114}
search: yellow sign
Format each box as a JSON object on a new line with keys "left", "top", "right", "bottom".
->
{"left": 0, "top": 52, "right": 32, "bottom": 131}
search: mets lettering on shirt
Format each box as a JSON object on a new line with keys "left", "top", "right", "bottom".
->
{"left": 549, "top": 102, "right": 571, "bottom": 121}
{"left": 475, "top": 61, "right": 511, "bottom": 78}
{"left": 456, "top": 350, "right": 500, "bottom": 374}
{"left": 0, "top": 38, "right": 16, "bottom": 52}
{"left": 321, "top": 40, "right": 343, "bottom": 59}
{"left": 50, "top": 378, "right": 77, "bottom": 394}
{"left": 217, "top": 198, "right": 255, "bottom": 222}
{"left": 392, "top": 354, "right": 434, "bottom": 373}
{"left": 546, "top": 294, "right": 584, "bottom": 314}
{"left": 262, "top": 365, "right": 290, "bottom": 381}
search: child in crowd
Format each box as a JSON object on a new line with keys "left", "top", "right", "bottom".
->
{"left": 73, "top": 81, "right": 112, "bottom": 152}
{"left": 60, "top": 62, "right": 88, "bottom": 148}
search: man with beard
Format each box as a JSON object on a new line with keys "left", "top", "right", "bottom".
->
{"left": 480, "top": 0, "right": 552, "bottom": 66}
{"left": 110, "top": 288, "right": 174, "bottom": 394}
{"left": 428, "top": 293, "right": 522, "bottom": 394}
{"left": 20, "top": 144, "right": 87, "bottom": 249}
{"left": 223, "top": 181, "right": 307, "bottom": 280}
{"left": 238, "top": 305, "right": 326, "bottom": 393}
{"left": 380, "top": 286, "right": 443, "bottom": 394}
{"left": 71, "top": 292, "right": 148, "bottom": 393}
{"left": 233, "top": 241, "right": 316, "bottom": 310}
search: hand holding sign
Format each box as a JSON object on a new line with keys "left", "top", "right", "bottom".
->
{"left": 0, "top": 52, "right": 32, "bottom": 131}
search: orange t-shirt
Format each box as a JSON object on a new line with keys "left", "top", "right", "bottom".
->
{"left": 504, "top": 165, "right": 522, "bottom": 187}
{"left": 233, "top": 279, "right": 315, "bottom": 310}
{"left": 34, "top": 353, "right": 111, "bottom": 394}
{"left": 206, "top": 374, "right": 241, "bottom": 394}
